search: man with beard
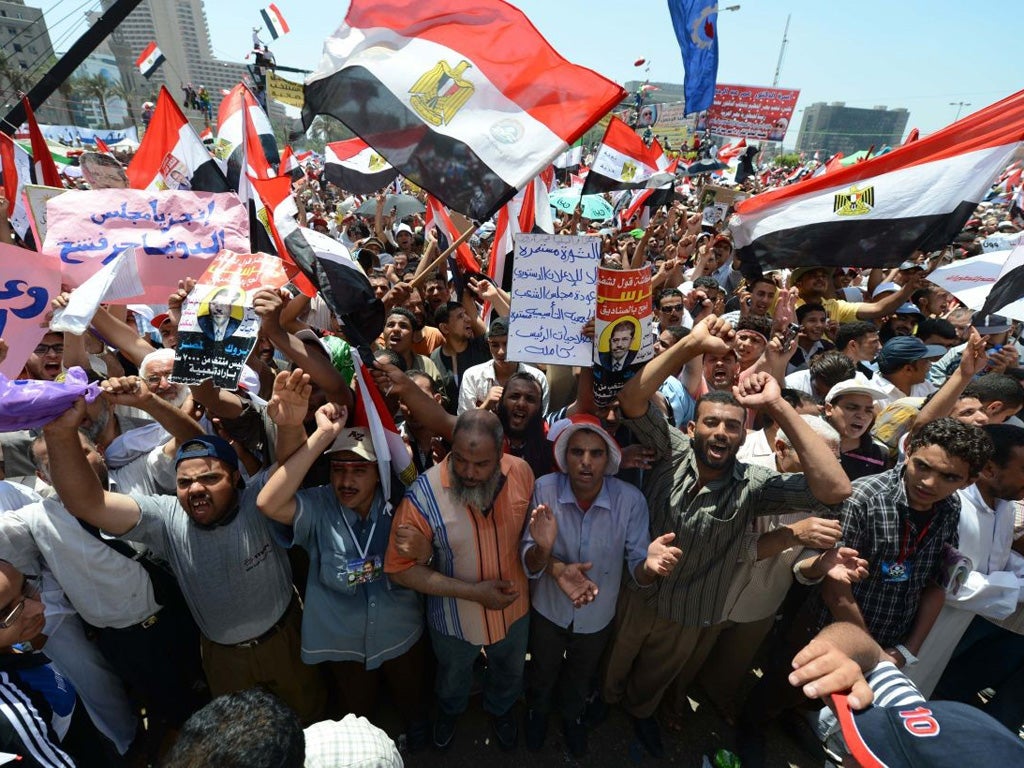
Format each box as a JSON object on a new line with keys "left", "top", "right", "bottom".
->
{"left": 40, "top": 375, "right": 326, "bottom": 724}
{"left": 599, "top": 315, "right": 852, "bottom": 758}
{"left": 385, "top": 410, "right": 535, "bottom": 752}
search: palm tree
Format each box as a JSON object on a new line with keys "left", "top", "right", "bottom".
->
{"left": 81, "top": 73, "right": 115, "bottom": 127}
{"left": 0, "top": 51, "right": 29, "bottom": 106}
{"left": 109, "top": 80, "right": 138, "bottom": 129}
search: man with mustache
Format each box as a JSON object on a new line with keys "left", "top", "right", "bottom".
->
{"left": 385, "top": 409, "right": 535, "bottom": 752}
{"left": 599, "top": 314, "right": 853, "bottom": 758}
{"left": 40, "top": 374, "right": 326, "bottom": 725}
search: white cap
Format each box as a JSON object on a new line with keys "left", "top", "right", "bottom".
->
{"left": 825, "top": 378, "right": 888, "bottom": 404}
{"left": 551, "top": 415, "right": 622, "bottom": 476}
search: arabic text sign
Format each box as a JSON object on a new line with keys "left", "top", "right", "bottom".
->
{"left": 508, "top": 234, "right": 599, "bottom": 367}
{"left": 594, "top": 267, "right": 654, "bottom": 368}
{"left": 699, "top": 84, "right": 801, "bottom": 141}
{"left": 42, "top": 189, "right": 249, "bottom": 303}
{"left": 172, "top": 251, "right": 291, "bottom": 388}
{"left": 0, "top": 243, "right": 61, "bottom": 378}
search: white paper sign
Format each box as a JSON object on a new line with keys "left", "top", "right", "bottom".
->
{"left": 507, "top": 234, "right": 599, "bottom": 367}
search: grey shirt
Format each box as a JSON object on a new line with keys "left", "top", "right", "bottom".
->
{"left": 120, "top": 470, "right": 293, "bottom": 644}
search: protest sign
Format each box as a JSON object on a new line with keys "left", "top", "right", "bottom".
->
{"left": 171, "top": 251, "right": 290, "bottom": 388}
{"left": 267, "top": 71, "right": 305, "bottom": 109}
{"left": 42, "top": 188, "right": 249, "bottom": 303}
{"left": 507, "top": 234, "right": 599, "bottom": 367}
{"left": 0, "top": 242, "right": 61, "bottom": 378}
{"left": 696, "top": 84, "right": 801, "bottom": 141}
{"left": 22, "top": 185, "right": 66, "bottom": 247}
{"left": 592, "top": 267, "right": 653, "bottom": 407}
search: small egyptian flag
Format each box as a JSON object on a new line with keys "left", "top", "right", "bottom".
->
{"left": 135, "top": 42, "right": 165, "bottom": 79}
{"left": 260, "top": 4, "right": 290, "bottom": 40}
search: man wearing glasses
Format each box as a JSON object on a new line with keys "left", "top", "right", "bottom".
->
{"left": 24, "top": 332, "right": 65, "bottom": 381}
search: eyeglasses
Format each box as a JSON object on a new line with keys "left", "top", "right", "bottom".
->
{"left": 145, "top": 374, "right": 171, "bottom": 387}
{"left": 659, "top": 304, "right": 684, "bottom": 314}
{"left": 33, "top": 343, "right": 64, "bottom": 356}
{"left": 0, "top": 576, "right": 38, "bottom": 630}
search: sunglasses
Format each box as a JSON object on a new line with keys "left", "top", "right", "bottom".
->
{"left": 0, "top": 575, "right": 39, "bottom": 630}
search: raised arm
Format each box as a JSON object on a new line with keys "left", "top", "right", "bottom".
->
{"left": 854, "top": 274, "right": 922, "bottom": 320}
{"left": 41, "top": 398, "right": 142, "bottom": 534}
{"left": 735, "top": 372, "right": 852, "bottom": 504}
{"left": 99, "top": 376, "right": 204, "bottom": 457}
{"left": 914, "top": 327, "right": 987, "bottom": 431}
{"left": 89, "top": 306, "right": 157, "bottom": 367}
{"left": 258, "top": 401, "right": 345, "bottom": 524}
{"left": 267, "top": 369, "right": 318, "bottom": 467}
{"left": 373, "top": 360, "right": 456, "bottom": 441}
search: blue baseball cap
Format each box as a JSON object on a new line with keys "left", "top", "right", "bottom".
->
{"left": 175, "top": 435, "right": 239, "bottom": 471}
{"left": 876, "top": 336, "right": 947, "bottom": 370}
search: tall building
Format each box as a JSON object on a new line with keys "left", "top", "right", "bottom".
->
{"left": 795, "top": 102, "right": 910, "bottom": 158}
{"left": 0, "top": 0, "right": 63, "bottom": 123}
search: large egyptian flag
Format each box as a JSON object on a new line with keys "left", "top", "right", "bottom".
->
{"left": 217, "top": 83, "right": 280, "bottom": 195}
{"left": 126, "top": 87, "right": 230, "bottom": 192}
{"left": 731, "top": 88, "right": 1024, "bottom": 271}
{"left": 302, "top": 0, "right": 625, "bottom": 221}
{"left": 581, "top": 117, "right": 674, "bottom": 195}
{"left": 323, "top": 138, "right": 398, "bottom": 194}
{"left": 249, "top": 173, "right": 384, "bottom": 350}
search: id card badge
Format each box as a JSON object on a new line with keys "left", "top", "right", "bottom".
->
{"left": 881, "top": 560, "right": 911, "bottom": 583}
{"left": 345, "top": 555, "right": 383, "bottom": 586}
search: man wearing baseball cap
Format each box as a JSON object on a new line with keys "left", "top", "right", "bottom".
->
{"left": 41, "top": 380, "right": 325, "bottom": 724}
{"left": 790, "top": 265, "right": 921, "bottom": 325}
{"left": 257, "top": 385, "right": 429, "bottom": 748}
{"left": 870, "top": 337, "right": 946, "bottom": 407}
{"left": 520, "top": 415, "right": 681, "bottom": 756}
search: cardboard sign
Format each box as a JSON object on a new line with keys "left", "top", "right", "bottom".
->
{"left": 0, "top": 243, "right": 62, "bottom": 378}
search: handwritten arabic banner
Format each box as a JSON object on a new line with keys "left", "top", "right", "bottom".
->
{"left": 172, "top": 251, "right": 291, "bottom": 388}
{"left": 698, "top": 84, "right": 801, "bottom": 141}
{"left": 508, "top": 234, "right": 599, "bottom": 367}
{"left": 0, "top": 243, "right": 61, "bottom": 378}
{"left": 267, "top": 71, "right": 305, "bottom": 110}
{"left": 42, "top": 189, "right": 250, "bottom": 303}
{"left": 594, "top": 267, "right": 654, "bottom": 370}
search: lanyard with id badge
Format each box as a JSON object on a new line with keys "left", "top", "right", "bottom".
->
{"left": 881, "top": 517, "right": 933, "bottom": 583}
{"left": 342, "top": 515, "right": 384, "bottom": 587}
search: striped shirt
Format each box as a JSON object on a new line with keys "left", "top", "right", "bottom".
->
{"left": 624, "top": 404, "right": 834, "bottom": 627}
{"left": 385, "top": 454, "right": 534, "bottom": 647}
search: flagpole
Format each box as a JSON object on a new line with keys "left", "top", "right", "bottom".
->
{"left": 408, "top": 223, "right": 479, "bottom": 289}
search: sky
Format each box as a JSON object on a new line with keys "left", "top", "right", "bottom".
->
{"left": 26, "top": 0, "right": 1024, "bottom": 146}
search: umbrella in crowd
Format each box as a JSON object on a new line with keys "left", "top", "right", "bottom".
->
{"left": 548, "top": 189, "right": 614, "bottom": 220}
{"left": 354, "top": 193, "right": 425, "bottom": 219}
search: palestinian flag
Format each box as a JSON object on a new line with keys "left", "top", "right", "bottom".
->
{"left": 260, "top": 4, "right": 290, "bottom": 40}
{"left": 302, "top": 0, "right": 625, "bottom": 220}
{"left": 249, "top": 173, "right": 384, "bottom": 350}
{"left": 126, "top": 87, "right": 230, "bottom": 192}
{"left": 0, "top": 132, "right": 37, "bottom": 239}
{"left": 425, "top": 194, "right": 480, "bottom": 274}
{"left": 135, "top": 42, "right": 165, "bottom": 79}
{"left": 21, "top": 97, "right": 62, "bottom": 189}
{"left": 217, "top": 83, "right": 280, "bottom": 196}
{"left": 731, "top": 88, "right": 1024, "bottom": 271}
{"left": 349, "top": 347, "right": 418, "bottom": 506}
{"left": 581, "top": 117, "right": 674, "bottom": 195}
{"left": 323, "top": 138, "right": 398, "bottom": 194}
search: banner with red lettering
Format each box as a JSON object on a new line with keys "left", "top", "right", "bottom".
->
{"left": 696, "top": 84, "right": 801, "bottom": 141}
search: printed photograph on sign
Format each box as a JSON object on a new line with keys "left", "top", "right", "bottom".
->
{"left": 594, "top": 267, "right": 654, "bottom": 370}
{"left": 158, "top": 153, "right": 192, "bottom": 190}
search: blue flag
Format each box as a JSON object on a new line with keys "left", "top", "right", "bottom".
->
{"left": 667, "top": 0, "right": 719, "bottom": 115}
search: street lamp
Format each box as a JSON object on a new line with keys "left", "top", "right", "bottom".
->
{"left": 949, "top": 101, "right": 971, "bottom": 121}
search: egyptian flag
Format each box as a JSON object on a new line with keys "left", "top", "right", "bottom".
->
{"left": 278, "top": 144, "right": 303, "bottom": 181}
{"left": 731, "top": 88, "right": 1024, "bottom": 272}
{"left": 302, "top": 0, "right": 625, "bottom": 221}
{"left": 126, "top": 87, "right": 230, "bottom": 192}
{"left": 217, "top": 83, "right": 280, "bottom": 195}
{"left": 486, "top": 173, "right": 554, "bottom": 298}
{"left": 21, "top": 97, "right": 62, "bottom": 188}
{"left": 0, "top": 132, "right": 36, "bottom": 239}
{"left": 249, "top": 173, "right": 384, "bottom": 350}
{"left": 135, "top": 42, "right": 165, "bottom": 79}
{"left": 260, "top": 4, "right": 290, "bottom": 40}
{"left": 323, "top": 138, "right": 398, "bottom": 194}
{"left": 349, "top": 347, "right": 418, "bottom": 506}
{"left": 581, "top": 117, "right": 674, "bottom": 195}
{"left": 199, "top": 126, "right": 213, "bottom": 144}
{"left": 717, "top": 138, "right": 746, "bottom": 165}
{"left": 425, "top": 194, "right": 480, "bottom": 274}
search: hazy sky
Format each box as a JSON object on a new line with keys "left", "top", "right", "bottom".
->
{"left": 29, "top": 0, "right": 1024, "bottom": 144}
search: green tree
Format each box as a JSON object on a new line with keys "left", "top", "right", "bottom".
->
{"left": 774, "top": 152, "right": 803, "bottom": 168}
{"left": 109, "top": 80, "right": 138, "bottom": 129}
{"left": 81, "top": 73, "right": 115, "bottom": 128}
{"left": 0, "top": 51, "right": 29, "bottom": 104}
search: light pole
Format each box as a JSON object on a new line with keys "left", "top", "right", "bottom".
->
{"left": 949, "top": 101, "right": 971, "bottom": 121}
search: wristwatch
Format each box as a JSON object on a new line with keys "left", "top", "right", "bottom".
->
{"left": 894, "top": 643, "right": 919, "bottom": 666}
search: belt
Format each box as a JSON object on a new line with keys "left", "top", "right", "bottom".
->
{"left": 222, "top": 597, "right": 296, "bottom": 649}
{"left": 113, "top": 611, "right": 160, "bottom": 632}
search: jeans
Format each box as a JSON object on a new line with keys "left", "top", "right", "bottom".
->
{"left": 430, "top": 614, "right": 529, "bottom": 717}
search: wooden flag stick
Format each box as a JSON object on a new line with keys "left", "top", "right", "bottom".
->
{"left": 408, "top": 223, "right": 480, "bottom": 288}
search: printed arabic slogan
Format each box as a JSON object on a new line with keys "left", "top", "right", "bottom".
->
{"left": 696, "top": 84, "right": 801, "bottom": 142}
{"left": 507, "top": 234, "right": 600, "bottom": 368}
{"left": 0, "top": 242, "right": 61, "bottom": 378}
{"left": 172, "top": 251, "right": 292, "bottom": 388}
{"left": 41, "top": 189, "right": 250, "bottom": 303}
{"left": 592, "top": 266, "right": 654, "bottom": 408}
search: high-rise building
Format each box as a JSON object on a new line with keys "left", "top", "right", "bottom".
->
{"left": 0, "top": 0, "right": 63, "bottom": 123}
{"left": 795, "top": 102, "right": 910, "bottom": 158}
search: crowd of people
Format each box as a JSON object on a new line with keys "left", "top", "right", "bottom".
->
{"left": 0, "top": 144, "right": 1023, "bottom": 768}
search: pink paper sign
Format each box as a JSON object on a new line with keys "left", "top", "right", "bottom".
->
{"left": 41, "top": 188, "right": 250, "bottom": 303}
{"left": 0, "top": 242, "right": 62, "bottom": 378}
